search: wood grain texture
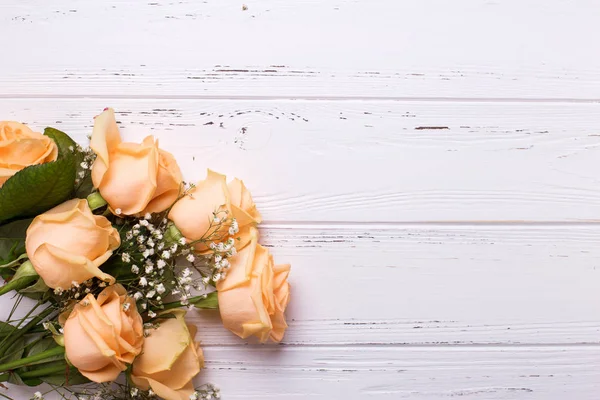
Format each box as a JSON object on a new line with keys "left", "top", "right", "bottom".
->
{"left": 1, "top": 0, "right": 600, "bottom": 99}
{"left": 198, "top": 345, "right": 600, "bottom": 399}
{"left": 1, "top": 0, "right": 599, "bottom": 398}
{"left": 3, "top": 99, "right": 600, "bottom": 222}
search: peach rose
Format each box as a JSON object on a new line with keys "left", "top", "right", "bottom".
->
{"left": 90, "top": 108, "right": 183, "bottom": 215}
{"left": 217, "top": 227, "right": 291, "bottom": 342}
{"left": 131, "top": 309, "right": 204, "bottom": 400}
{"left": 62, "top": 284, "right": 144, "bottom": 382}
{"left": 0, "top": 121, "right": 58, "bottom": 187}
{"left": 25, "top": 199, "right": 120, "bottom": 289}
{"left": 168, "top": 169, "right": 262, "bottom": 252}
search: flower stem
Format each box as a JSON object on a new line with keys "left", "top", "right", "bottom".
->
{"left": 19, "top": 363, "right": 67, "bottom": 379}
{"left": 0, "top": 306, "right": 55, "bottom": 356}
{"left": 0, "top": 346, "right": 64, "bottom": 373}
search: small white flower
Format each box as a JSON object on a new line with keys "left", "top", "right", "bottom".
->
{"left": 148, "top": 310, "right": 157, "bottom": 318}
{"left": 162, "top": 250, "right": 171, "bottom": 259}
{"left": 179, "top": 237, "right": 187, "bottom": 245}
{"left": 230, "top": 247, "right": 237, "bottom": 256}
{"left": 186, "top": 253, "right": 195, "bottom": 262}
{"left": 126, "top": 231, "right": 133, "bottom": 240}
{"left": 80, "top": 161, "right": 89, "bottom": 169}
{"left": 71, "top": 280, "right": 80, "bottom": 288}
{"left": 157, "top": 242, "right": 165, "bottom": 251}
{"left": 156, "top": 283, "right": 166, "bottom": 294}
{"left": 54, "top": 287, "right": 63, "bottom": 295}
{"left": 131, "top": 264, "right": 140, "bottom": 274}
{"left": 145, "top": 265, "right": 154, "bottom": 274}
{"left": 33, "top": 391, "right": 43, "bottom": 400}
{"left": 171, "top": 243, "right": 178, "bottom": 253}
{"left": 146, "top": 290, "right": 156, "bottom": 298}
{"left": 78, "top": 171, "right": 85, "bottom": 178}
{"left": 122, "top": 302, "right": 130, "bottom": 312}
{"left": 221, "top": 259, "right": 230, "bottom": 268}
{"left": 98, "top": 281, "right": 107, "bottom": 287}
{"left": 209, "top": 242, "right": 217, "bottom": 250}
{"left": 115, "top": 208, "right": 122, "bottom": 215}
{"left": 144, "top": 213, "right": 152, "bottom": 220}
{"left": 157, "top": 259, "right": 166, "bottom": 269}
{"left": 147, "top": 238, "right": 155, "bottom": 247}
{"left": 68, "top": 145, "right": 75, "bottom": 152}
{"left": 130, "top": 388, "right": 139, "bottom": 396}
{"left": 121, "top": 253, "right": 131, "bottom": 263}
{"left": 143, "top": 249, "right": 152, "bottom": 258}
{"left": 141, "top": 303, "right": 147, "bottom": 310}
{"left": 217, "top": 242, "right": 225, "bottom": 252}
{"left": 137, "top": 235, "right": 146, "bottom": 244}
{"left": 182, "top": 268, "right": 192, "bottom": 277}
{"left": 140, "top": 219, "right": 149, "bottom": 227}
{"left": 133, "top": 292, "right": 143, "bottom": 300}
{"left": 228, "top": 227, "right": 236, "bottom": 235}
{"left": 139, "top": 277, "right": 148, "bottom": 286}
{"left": 202, "top": 276, "right": 210, "bottom": 285}
{"left": 148, "top": 390, "right": 155, "bottom": 396}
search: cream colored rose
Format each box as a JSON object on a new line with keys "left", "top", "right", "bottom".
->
{"left": 217, "top": 227, "right": 291, "bottom": 342}
{"left": 90, "top": 108, "right": 183, "bottom": 215}
{"left": 168, "top": 169, "right": 262, "bottom": 252}
{"left": 62, "top": 284, "right": 144, "bottom": 383}
{"left": 25, "top": 199, "right": 121, "bottom": 289}
{"left": 131, "top": 309, "right": 204, "bottom": 400}
{"left": 0, "top": 121, "right": 58, "bottom": 187}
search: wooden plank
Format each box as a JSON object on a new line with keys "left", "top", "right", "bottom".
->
{"left": 2, "top": 99, "right": 600, "bottom": 221}
{"left": 191, "top": 224, "right": 600, "bottom": 346}
{"left": 198, "top": 345, "right": 600, "bottom": 399}
{"left": 4, "top": 345, "right": 598, "bottom": 399}
{"left": 1, "top": 0, "right": 600, "bottom": 99}
{"left": 4, "top": 225, "right": 599, "bottom": 345}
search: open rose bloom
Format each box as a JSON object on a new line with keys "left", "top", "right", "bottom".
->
{"left": 0, "top": 121, "right": 58, "bottom": 187}
{"left": 90, "top": 108, "right": 183, "bottom": 215}
{"left": 25, "top": 199, "right": 120, "bottom": 289}
{"left": 62, "top": 284, "right": 144, "bottom": 382}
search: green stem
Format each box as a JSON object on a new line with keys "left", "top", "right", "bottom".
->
{"left": 0, "top": 307, "right": 55, "bottom": 355}
{"left": 160, "top": 295, "right": 206, "bottom": 311}
{"left": 0, "top": 373, "right": 7, "bottom": 383}
{"left": 0, "top": 346, "right": 64, "bottom": 373}
{"left": 19, "top": 363, "right": 67, "bottom": 379}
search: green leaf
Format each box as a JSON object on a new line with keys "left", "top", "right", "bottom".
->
{"left": 0, "top": 128, "right": 79, "bottom": 223}
{"left": 25, "top": 337, "right": 56, "bottom": 358}
{"left": 44, "top": 127, "right": 77, "bottom": 159}
{"left": 192, "top": 292, "right": 219, "bottom": 309}
{"left": 0, "top": 219, "right": 31, "bottom": 268}
{"left": 0, "top": 321, "right": 16, "bottom": 337}
{"left": 19, "top": 277, "right": 50, "bottom": 300}
{"left": 0, "top": 253, "right": 28, "bottom": 269}
{"left": 0, "top": 336, "right": 25, "bottom": 364}
{"left": 42, "top": 367, "right": 89, "bottom": 386}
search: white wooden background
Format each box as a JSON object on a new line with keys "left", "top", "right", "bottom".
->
{"left": 1, "top": 0, "right": 600, "bottom": 398}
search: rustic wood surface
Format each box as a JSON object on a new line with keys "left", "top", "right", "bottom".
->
{"left": 1, "top": 1, "right": 599, "bottom": 399}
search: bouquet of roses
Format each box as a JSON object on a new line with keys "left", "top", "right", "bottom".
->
{"left": 0, "top": 108, "right": 291, "bottom": 400}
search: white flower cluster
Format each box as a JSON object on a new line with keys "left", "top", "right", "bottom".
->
{"left": 74, "top": 145, "right": 96, "bottom": 184}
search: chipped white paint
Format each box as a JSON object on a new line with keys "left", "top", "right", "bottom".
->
{"left": 1, "top": 0, "right": 600, "bottom": 399}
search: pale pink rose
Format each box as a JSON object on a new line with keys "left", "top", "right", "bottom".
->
{"left": 90, "top": 108, "right": 183, "bottom": 215}
{"left": 217, "top": 227, "right": 291, "bottom": 342}
{"left": 0, "top": 121, "right": 58, "bottom": 187}
{"left": 131, "top": 310, "right": 204, "bottom": 400}
{"left": 25, "top": 199, "right": 120, "bottom": 289}
{"left": 62, "top": 284, "right": 144, "bottom": 382}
